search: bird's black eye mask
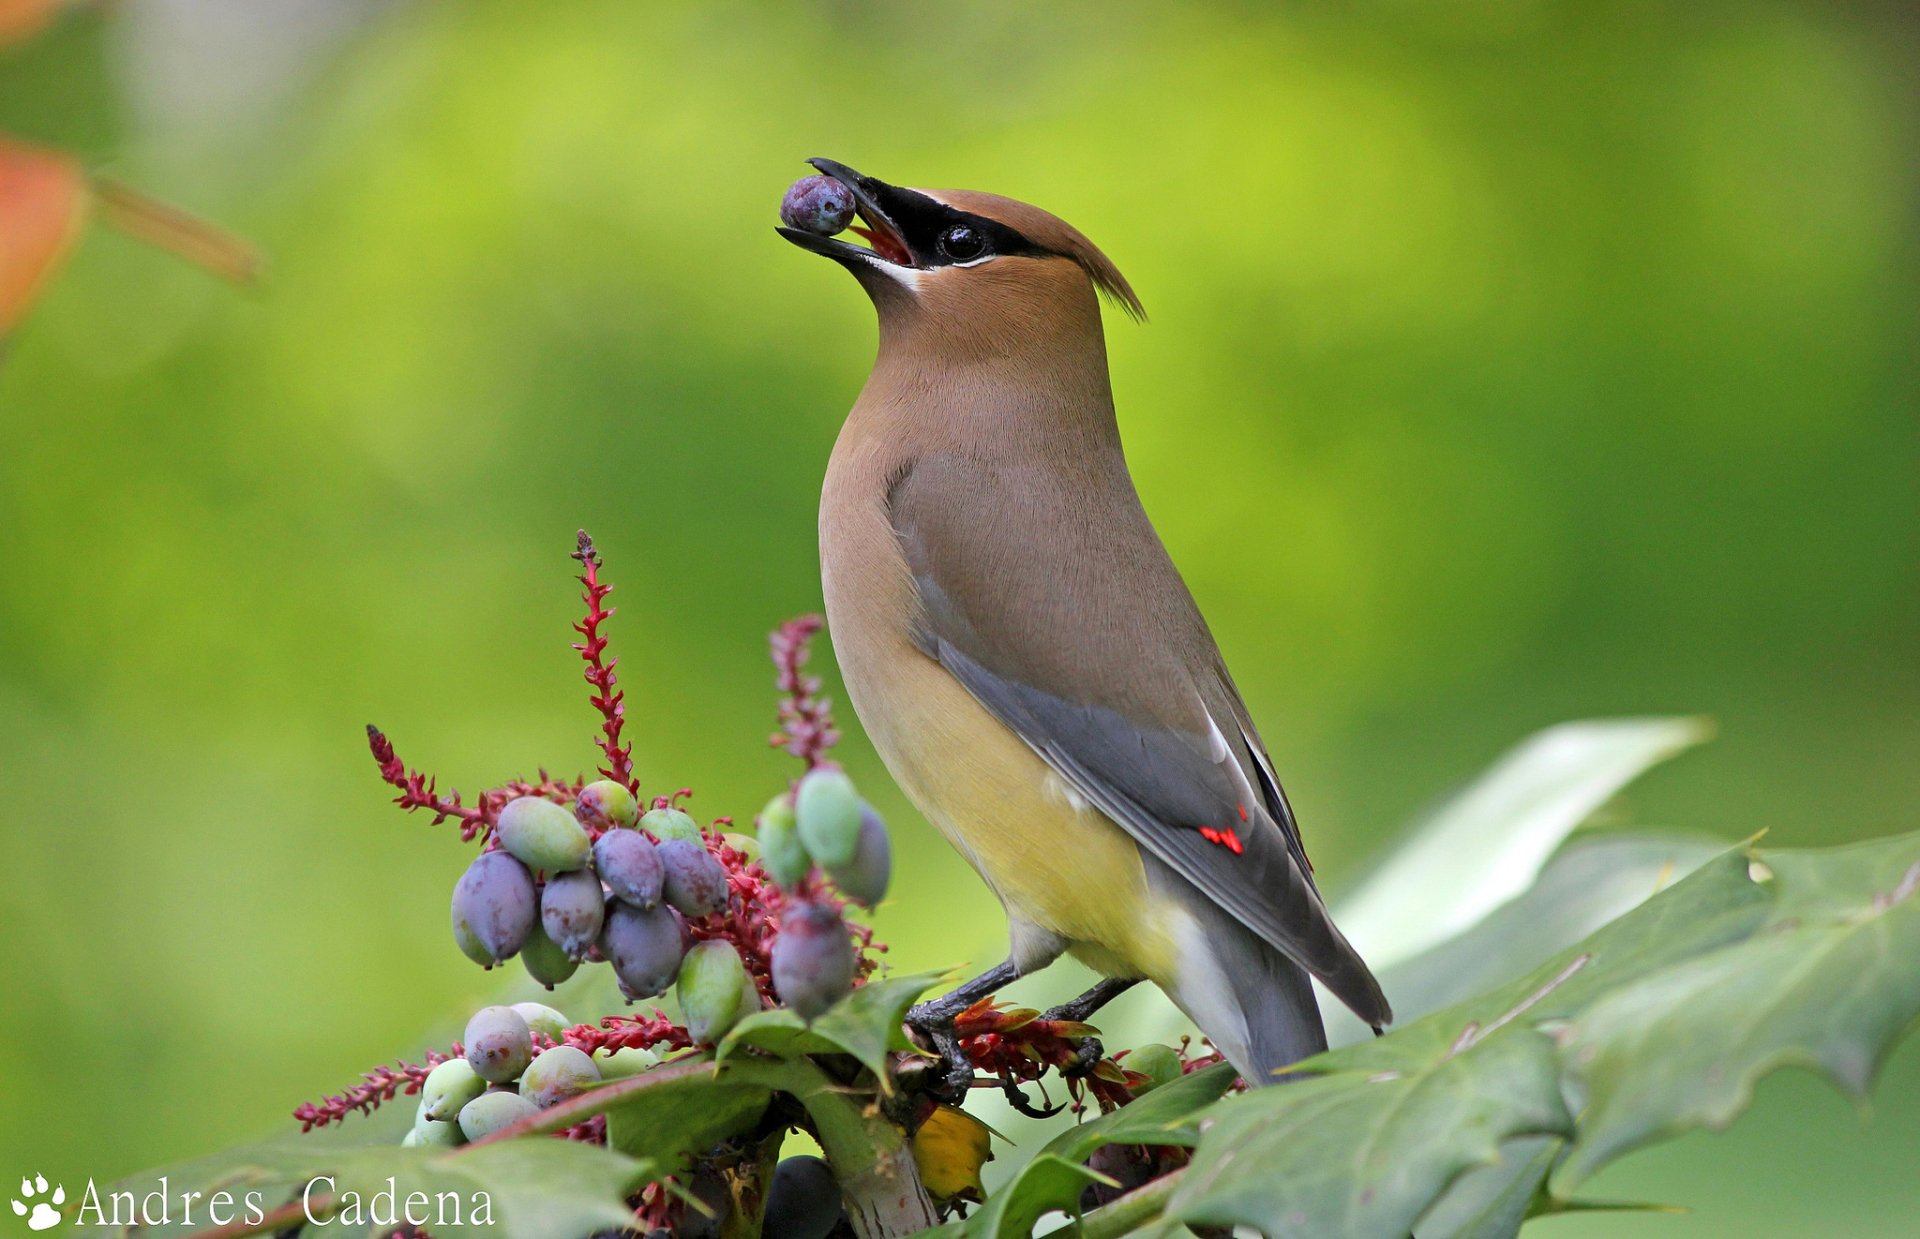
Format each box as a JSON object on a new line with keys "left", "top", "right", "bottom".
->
{"left": 797, "top": 158, "right": 1054, "bottom": 272}
{"left": 853, "top": 178, "right": 1050, "bottom": 270}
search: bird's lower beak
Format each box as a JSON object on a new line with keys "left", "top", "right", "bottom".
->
{"left": 778, "top": 158, "right": 922, "bottom": 270}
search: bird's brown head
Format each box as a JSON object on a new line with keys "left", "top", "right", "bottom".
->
{"left": 779, "top": 159, "right": 1143, "bottom": 354}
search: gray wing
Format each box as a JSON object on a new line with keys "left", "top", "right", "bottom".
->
{"left": 890, "top": 454, "right": 1391, "bottom": 1027}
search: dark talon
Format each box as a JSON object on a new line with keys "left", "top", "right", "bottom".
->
{"left": 1000, "top": 1074, "right": 1065, "bottom": 1118}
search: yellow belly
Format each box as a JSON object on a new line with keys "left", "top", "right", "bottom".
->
{"left": 862, "top": 641, "right": 1177, "bottom": 979}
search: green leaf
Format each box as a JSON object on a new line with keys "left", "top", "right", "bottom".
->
{"left": 958, "top": 1154, "right": 1111, "bottom": 1239}
{"left": 949, "top": 1064, "right": 1237, "bottom": 1239}
{"left": 1162, "top": 832, "right": 1920, "bottom": 1234}
{"left": 1336, "top": 717, "right": 1710, "bottom": 969}
{"left": 1165, "top": 846, "right": 1772, "bottom": 1236}
{"left": 1039, "top": 1061, "right": 1238, "bottom": 1164}
{"left": 72, "top": 1136, "right": 648, "bottom": 1238}
{"left": 1331, "top": 831, "right": 1725, "bottom": 1044}
{"left": 718, "top": 968, "right": 949, "bottom": 1081}
{"left": 1171, "top": 1027, "right": 1572, "bottom": 1238}
{"left": 600, "top": 1056, "right": 773, "bottom": 1176}
{"left": 1412, "top": 1135, "right": 1559, "bottom": 1239}
{"left": 1556, "top": 831, "right": 1920, "bottom": 1185}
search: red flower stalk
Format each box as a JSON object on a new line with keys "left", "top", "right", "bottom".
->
{"left": 364, "top": 726, "right": 492, "bottom": 842}
{"left": 365, "top": 727, "right": 583, "bottom": 846}
{"left": 573, "top": 530, "right": 635, "bottom": 793}
{"left": 293, "top": 1011, "right": 699, "bottom": 1134}
{"left": 293, "top": 1047, "right": 457, "bottom": 1132}
{"left": 769, "top": 615, "right": 839, "bottom": 769}
{"left": 560, "top": 1010, "right": 693, "bottom": 1057}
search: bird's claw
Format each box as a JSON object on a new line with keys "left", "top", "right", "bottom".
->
{"left": 903, "top": 1013, "right": 977, "bottom": 1104}
{"left": 1060, "top": 1034, "right": 1105, "bottom": 1079}
{"left": 1000, "top": 1074, "right": 1065, "bottom": 1118}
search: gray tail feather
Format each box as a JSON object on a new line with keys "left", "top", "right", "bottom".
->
{"left": 1149, "top": 867, "right": 1329, "bottom": 1084}
{"left": 1212, "top": 918, "right": 1329, "bottom": 1084}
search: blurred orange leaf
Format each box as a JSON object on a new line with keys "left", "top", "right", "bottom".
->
{"left": 0, "top": 0, "right": 67, "bottom": 47}
{"left": 0, "top": 136, "right": 87, "bottom": 336}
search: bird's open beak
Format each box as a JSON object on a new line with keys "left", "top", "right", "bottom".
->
{"left": 777, "top": 158, "right": 925, "bottom": 270}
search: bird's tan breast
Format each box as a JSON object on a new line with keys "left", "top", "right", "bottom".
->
{"left": 819, "top": 434, "right": 1168, "bottom": 976}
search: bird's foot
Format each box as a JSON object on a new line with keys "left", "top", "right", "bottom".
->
{"left": 1059, "top": 1033, "right": 1105, "bottom": 1079}
{"left": 1038, "top": 977, "right": 1139, "bottom": 1079}
{"left": 901, "top": 960, "right": 1023, "bottom": 1102}
{"left": 903, "top": 999, "right": 984, "bottom": 1104}
{"left": 1040, "top": 975, "right": 1140, "bottom": 1025}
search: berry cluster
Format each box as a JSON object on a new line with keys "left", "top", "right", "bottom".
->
{"left": 294, "top": 531, "right": 1210, "bottom": 1234}
{"left": 297, "top": 533, "right": 901, "bottom": 1232}
{"left": 403, "top": 1002, "right": 637, "bottom": 1148}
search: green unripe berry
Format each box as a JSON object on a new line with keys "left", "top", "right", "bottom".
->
{"left": 408, "top": 1111, "right": 465, "bottom": 1148}
{"left": 519, "top": 1045, "right": 601, "bottom": 1109}
{"left": 1124, "top": 1044, "right": 1184, "bottom": 1093}
{"left": 826, "top": 804, "right": 891, "bottom": 908}
{"left": 457, "top": 1089, "right": 539, "bottom": 1141}
{"left": 574, "top": 779, "right": 638, "bottom": 831}
{"left": 420, "top": 1058, "right": 486, "bottom": 1122}
{"left": 512, "top": 1002, "right": 570, "bottom": 1044}
{"left": 677, "top": 940, "right": 753, "bottom": 1044}
{"left": 641, "top": 807, "right": 702, "bottom": 844}
{"left": 593, "top": 1046, "right": 658, "bottom": 1079}
{"left": 756, "top": 794, "right": 810, "bottom": 887}
{"left": 497, "top": 796, "right": 593, "bottom": 873}
{"left": 795, "top": 769, "right": 862, "bottom": 869}
{"left": 520, "top": 918, "right": 579, "bottom": 990}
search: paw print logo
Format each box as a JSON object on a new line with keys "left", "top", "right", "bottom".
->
{"left": 10, "top": 1175, "right": 64, "bottom": 1231}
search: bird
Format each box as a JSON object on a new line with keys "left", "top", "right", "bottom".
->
{"left": 779, "top": 158, "right": 1391, "bottom": 1084}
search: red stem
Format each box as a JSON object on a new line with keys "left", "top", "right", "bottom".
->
{"left": 573, "top": 530, "right": 636, "bottom": 793}
{"left": 769, "top": 615, "right": 839, "bottom": 769}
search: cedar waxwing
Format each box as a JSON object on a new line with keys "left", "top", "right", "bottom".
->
{"left": 780, "top": 159, "right": 1391, "bottom": 1083}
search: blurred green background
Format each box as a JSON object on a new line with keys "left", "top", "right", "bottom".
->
{"left": 2, "top": 0, "right": 1916, "bottom": 1232}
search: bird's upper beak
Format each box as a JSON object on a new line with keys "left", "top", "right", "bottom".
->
{"left": 777, "top": 158, "right": 931, "bottom": 271}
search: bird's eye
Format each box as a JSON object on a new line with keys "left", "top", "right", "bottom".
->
{"left": 938, "top": 224, "right": 987, "bottom": 263}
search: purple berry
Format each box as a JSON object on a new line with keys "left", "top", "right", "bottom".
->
{"left": 463, "top": 1005, "right": 533, "bottom": 1084}
{"left": 659, "top": 838, "right": 730, "bottom": 919}
{"left": 541, "top": 867, "right": 606, "bottom": 959}
{"left": 600, "top": 901, "right": 686, "bottom": 1000}
{"left": 780, "top": 175, "right": 856, "bottom": 236}
{"left": 451, "top": 851, "right": 537, "bottom": 964}
{"left": 771, "top": 901, "right": 857, "bottom": 1021}
{"left": 593, "top": 828, "right": 664, "bottom": 909}
{"left": 1080, "top": 1144, "right": 1158, "bottom": 1209}
{"left": 764, "top": 1156, "right": 844, "bottom": 1239}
